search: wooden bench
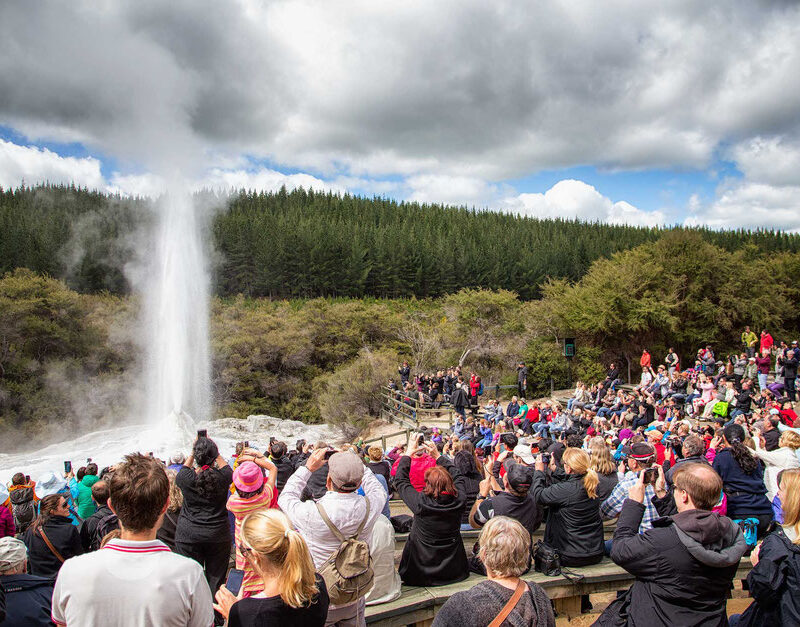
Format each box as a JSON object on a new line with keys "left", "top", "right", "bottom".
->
{"left": 365, "top": 558, "right": 754, "bottom": 626}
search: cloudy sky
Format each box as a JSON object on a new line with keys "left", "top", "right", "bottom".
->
{"left": 2, "top": 0, "right": 800, "bottom": 229}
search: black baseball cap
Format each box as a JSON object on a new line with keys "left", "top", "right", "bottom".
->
{"left": 505, "top": 462, "right": 532, "bottom": 492}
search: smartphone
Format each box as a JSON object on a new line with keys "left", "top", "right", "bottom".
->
{"left": 642, "top": 468, "right": 658, "bottom": 484}
{"left": 417, "top": 434, "right": 425, "bottom": 446}
{"left": 197, "top": 429, "right": 208, "bottom": 438}
{"left": 323, "top": 448, "right": 336, "bottom": 460}
{"left": 541, "top": 453, "right": 551, "bottom": 465}
{"left": 25, "top": 475, "right": 30, "bottom": 483}
{"left": 225, "top": 568, "right": 245, "bottom": 596}
{"left": 64, "top": 461, "right": 72, "bottom": 474}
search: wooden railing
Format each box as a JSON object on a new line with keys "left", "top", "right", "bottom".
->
{"left": 379, "top": 387, "right": 456, "bottom": 430}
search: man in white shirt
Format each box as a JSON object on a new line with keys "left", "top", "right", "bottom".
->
{"left": 51, "top": 453, "right": 213, "bottom": 627}
{"left": 278, "top": 448, "right": 385, "bottom": 627}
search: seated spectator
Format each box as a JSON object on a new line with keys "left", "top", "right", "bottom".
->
{"left": 278, "top": 448, "right": 384, "bottom": 625}
{"left": 156, "top": 468, "right": 182, "bottom": 550}
{"left": 711, "top": 424, "right": 773, "bottom": 537}
{"left": 365, "top": 513, "right": 402, "bottom": 606}
{"left": 452, "top": 447, "right": 482, "bottom": 531}
{"left": 588, "top": 437, "right": 619, "bottom": 500}
{"left": 395, "top": 439, "right": 469, "bottom": 587}
{"left": 595, "top": 463, "right": 747, "bottom": 626}
{"left": 51, "top": 453, "right": 213, "bottom": 626}
{"left": 601, "top": 442, "right": 660, "bottom": 534}
{"left": 432, "top": 517, "right": 555, "bottom": 627}
{"left": 752, "top": 429, "right": 800, "bottom": 501}
{"left": 730, "top": 468, "right": 800, "bottom": 626}
{"left": 22, "top": 493, "right": 82, "bottom": 578}
{"left": 665, "top": 434, "right": 708, "bottom": 485}
{"left": 213, "top": 509, "right": 330, "bottom": 627}
{"left": 759, "top": 413, "right": 781, "bottom": 451}
{"left": 366, "top": 445, "right": 392, "bottom": 489}
{"left": 75, "top": 463, "right": 100, "bottom": 520}
{"left": 228, "top": 457, "right": 279, "bottom": 597}
{"left": 175, "top": 436, "right": 234, "bottom": 611}
{"left": 78, "top": 480, "right": 118, "bottom": 552}
{"left": 0, "top": 485, "right": 15, "bottom": 538}
{"left": 7, "top": 473, "right": 37, "bottom": 534}
{"left": 532, "top": 448, "right": 604, "bottom": 567}
{"left": 0, "top": 536, "right": 53, "bottom": 626}
{"left": 390, "top": 440, "right": 436, "bottom": 492}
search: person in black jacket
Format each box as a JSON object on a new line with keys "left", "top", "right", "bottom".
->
{"left": 595, "top": 462, "right": 747, "bottom": 627}
{"left": 450, "top": 383, "right": 469, "bottom": 420}
{"left": 22, "top": 494, "right": 83, "bottom": 578}
{"left": 267, "top": 441, "right": 296, "bottom": 491}
{"left": 532, "top": 448, "right": 604, "bottom": 567}
{"left": 729, "top": 468, "right": 800, "bottom": 626}
{"left": 782, "top": 348, "right": 798, "bottom": 401}
{"left": 175, "top": 436, "right": 234, "bottom": 612}
{"left": 78, "top": 480, "right": 118, "bottom": 552}
{"left": 0, "top": 536, "right": 53, "bottom": 626}
{"left": 395, "top": 438, "right": 469, "bottom": 587}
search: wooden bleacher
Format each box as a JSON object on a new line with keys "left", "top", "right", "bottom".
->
{"left": 365, "top": 558, "right": 754, "bottom": 625}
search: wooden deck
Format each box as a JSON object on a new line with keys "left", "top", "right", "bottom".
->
{"left": 365, "top": 558, "right": 754, "bottom": 626}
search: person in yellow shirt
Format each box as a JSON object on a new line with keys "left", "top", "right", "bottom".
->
{"left": 742, "top": 326, "right": 758, "bottom": 358}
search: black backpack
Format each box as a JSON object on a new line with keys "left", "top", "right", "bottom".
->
{"left": 91, "top": 510, "right": 119, "bottom": 550}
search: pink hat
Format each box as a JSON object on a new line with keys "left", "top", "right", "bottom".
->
{"left": 233, "top": 461, "right": 264, "bottom": 493}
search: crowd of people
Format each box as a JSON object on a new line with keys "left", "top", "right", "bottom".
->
{"left": 1, "top": 330, "right": 800, "bottom": 626}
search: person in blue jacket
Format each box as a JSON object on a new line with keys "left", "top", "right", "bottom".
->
{"left": 0, "top": 536, "right": 54, "bottom": 626}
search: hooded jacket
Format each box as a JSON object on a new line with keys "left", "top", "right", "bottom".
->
{"left": 8, "top": 485, "right": 36, "bottom": 533}
{"left": 76, "top": 475, "right": 100, "bottom": 519}
{"left": 0, "top": 502, "right": 15, "bottom": 537}
{"left": 595, "top": 499, "right": 747, "bottom": 627}
{"left": 0, "top": 573, "right": 54, "bottom": 626}
{"left": 735, "top": 525, "right": 800, "bottom": 626}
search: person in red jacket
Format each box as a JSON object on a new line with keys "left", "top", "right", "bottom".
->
{"left": 760, "top": 329, "right": 774, "bottom": 356}
{"left": 640, "top": 349, "right": 651, "bottom": 369}
{"left": 0, "top": 486, "right": 15, "bottom": 538}
{"left": 391, "top": 444, "right": 436, "bottom": 491}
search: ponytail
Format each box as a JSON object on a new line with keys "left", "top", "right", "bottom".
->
{"left": 241, "top": 510, "right": 319, "bottom": 608}
{"left": 583, "top": 468, "right": 599, "bottom": 499}
{"left": 279, "top": 528, "right": 318, "bottom": 608}
{"left": 723, "top": 424, "right": 758, "bottom": 474}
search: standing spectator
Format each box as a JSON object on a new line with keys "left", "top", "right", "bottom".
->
{"left": 432, "top": 517, "right": 555, "bottom": 627}
{"left": 22, "top": 494, "right": 83, "bottom": 578}
{"left": 782, "top": 348, "right": 798, "bottom": 401}
{"left": 175, "top": 436, "right": 234, "bottom": 614}
{"left": 51, "top": 453, "right": 213, "bottom": 626}
{"left": 517, "top": 362, "right": 528, "bottom": 397}
{"left": 742, "top": 326, "right": 759, "bottom": 358}
{"left": 78, "top": 480, "right": 118, "bottom": 552}
{"left": 228, "top": 458, "right": 278, "bottom": 598}
{"left": 755, "top": 351, "right": 771, "bottom": 391}
{"left": 595, "top": 463, "right": 747, "bottom": 626}
{"left": 156, "top": 468, "right": 183, "bottom": 550}
{"left": 75, "top": 463, "right": 100, "bottom": 520}
{"left": 213, "top": 509, "right": 329, "bottom": 626}
{"left": 395, "top": 440, "right": 469, "bottom": 587}
{"left": 640, "top": 349, "right": 651, "bottom": 372}
{"left": 665, "top": 349, "right": 679, "bottom": 376}
{"left": 710, "top": 424, "right": 773, "bottom": 537}
{"left": 729, "top": 468, "right": 800, "bottom": 626}
{"left": 532, "top": 448, "right": 605, "bottom": 567}
{"left": 398, "top": 361, "right": 411, "bottom": 385}
{"left": 268, "top": 441, "right": 296, "bottom": 491}
{"left": 0, "top": 536, "right": 53, "bottom": 626}
{"left": 278, "top": 448, "right": 385, "bottom": 626}
{"left": 0, "top": 485, "right": 15, "bottom": 538}
{"left": 8, "top": 473, "right": 37, "bottom": 534}
{"left": 759, "top": 329, "right": 774, "bottom": 356}
{"left": 450, "top": 383, "right": 469, "bottom": 420}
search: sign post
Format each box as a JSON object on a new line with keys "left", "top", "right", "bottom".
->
{"left": 563, "top": 338, "right": 575, "bottom": 388}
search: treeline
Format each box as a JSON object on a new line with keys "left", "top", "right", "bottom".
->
{"left": 3, "top": 184, "right": 800, "bottom": 299}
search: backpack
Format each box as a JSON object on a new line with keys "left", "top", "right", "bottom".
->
{"left": 91, "top": 509, "right": 119, "bottom": 551}
{"left": 478, "top": 381, "right": 484, "bottom": 395}
{"left": 733, "top": 517, "right": 759, "bottom": 549}
{"left": 712, "top": 401, "right": 729, "bottom": 417}
{"left": 315, "top": 500, "right": 374, "bottom": 606}
{"left": 9, "top": 488, "right": 36, "bottom": 533}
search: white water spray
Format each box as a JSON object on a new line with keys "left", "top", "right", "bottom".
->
{"left": 145, "top": 191, "right": 211, "bottom": 427}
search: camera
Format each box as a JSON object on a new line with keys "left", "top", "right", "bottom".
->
{"left": 642, "top": 468, "right": 658, "bottom": 484}
{"left": 323, "top": 448, "right": 337, "bottom": 460}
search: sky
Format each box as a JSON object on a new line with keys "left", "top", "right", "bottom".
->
{"left": 2, "top": 1, "right": 800, "bottom": 230}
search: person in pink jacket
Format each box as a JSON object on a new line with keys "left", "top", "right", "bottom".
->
{"left": 0, "top": 486, "right": 17, "bottom": 538}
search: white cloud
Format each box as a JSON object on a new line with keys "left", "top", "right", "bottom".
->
{"left": 501, "top": 180, "right": 666, "bottom": 226}
{"left": 0, "top": 139, "right": 105, "bottom": 190}
{"left": 685, "top": 182, "right": 800, "bottom": 232}
{"left": 729, "top": 137, "right": 800, "bottom": 187}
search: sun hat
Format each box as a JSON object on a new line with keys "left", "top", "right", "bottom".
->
{"left": 513, "top": 443, "right": 535, "bottom": 465}
{"left": 0, "top": 537, "right": 27, "bottom": 570}
{"left": 232, "top": 461, "right": 265, "bottom": 493}
{"left": 0, "top": 484, "right": 8, "bottom": 505}
{"left": 34, "top": 471, "right": 67, "bottom": 499}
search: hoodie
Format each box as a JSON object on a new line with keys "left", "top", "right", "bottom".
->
{"left": 596, "top": 499, "right": 747, "bottom": 627}
{"left": 76, "top": 475, "right": 100, "bottom": 519}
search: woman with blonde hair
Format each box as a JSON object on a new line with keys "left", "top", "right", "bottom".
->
{"left": 589, "top": 437, "right": 619, "bottom": 501}
{"left": 730, "top": 469, "right": 800, "bottom": 626}
{"left": 214, "top": 509, "right": 329, "bottom": 626}
{"left": 752, "top": 430, "right": 800, "bottom": 501}
{"left": 531, "top": 448, "right": 604, "bottom": 567}
{"left": 432, "top": 516, "right": 555, "bottom": 626}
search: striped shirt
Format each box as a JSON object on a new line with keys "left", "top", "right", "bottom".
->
{"left": 51, "top": 538, "right": 213, "bottom": 626}
{"left": 227, "top": 489, "right": 275, "bottom": 595}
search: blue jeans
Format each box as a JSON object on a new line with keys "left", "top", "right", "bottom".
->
{"left": 460, "top": 523, "right": 473, "bottom": 531}
{"left": 758, "top": 373, "right": 768, "bottom": 390}
{"left": 533, "top": 423, "right": 550, "bottom": 437}
{"left": 604, "top": 539, "right": 613, "bottom": 556}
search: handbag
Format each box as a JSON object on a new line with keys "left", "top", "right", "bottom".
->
{"left": 533, "top": 540, "right": 561, "bottom": 576}
{"left": 712, "top": 401, "right": 729, "bottom": 417}
{"left": 488, "top": 579, "right": 526, "bottom": 627}
{"left": 39, "top": 527, "right": 65, "bottom": 563}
